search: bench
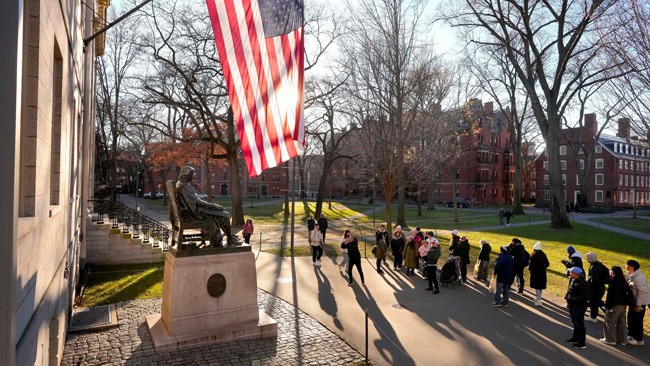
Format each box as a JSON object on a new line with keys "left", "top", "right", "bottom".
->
{"left": 166, "top": 180, "right": 211, "bottom": 248}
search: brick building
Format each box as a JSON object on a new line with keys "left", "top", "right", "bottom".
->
{"left": 535, "top": 114, "right": 650, "bottom": 208}
{"left": 433, "top": 99, "right": 515, "bottom": 206}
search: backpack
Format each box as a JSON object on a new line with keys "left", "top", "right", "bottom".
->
{"left": 518, "top": 248, "right": 530, "bottom": 267}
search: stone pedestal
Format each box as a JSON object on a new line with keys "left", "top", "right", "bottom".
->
{"left": 146, "top": 246, "right": 277, "bottom": 352}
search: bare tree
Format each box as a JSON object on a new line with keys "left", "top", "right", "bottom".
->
{"left": 443, "top": 0, "right": 633, "bottom": 228}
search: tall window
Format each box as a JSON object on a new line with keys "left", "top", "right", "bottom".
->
{"left": 595, "top": 158, "right": 604, "bottom": 169}
{"left": 595, "top": 174, "right": 604, "bottom": 185}
{"left": 543, "top": 161, "right": 548, "bottom": 169}
{"left": 562, "top": 174, "right": 567, "bottom": 185}
{"left": 595, "top": 145, "right": 602, "bottom": 153}
{"left": 595, "top": 191, "right": 604, "bottom": 202}
{"left": 576, "top": 175, "right": 580, "bottom": 186}
{"left": 579, "top": 159, "right": 584, "bottom": 169}
{"left": 561, "top": 160, "right": 567, "bottom": 170}
{"left": 560, "top": 145, "right": 567, "bottom": 155}
{"left": 50, "top": 44, "right": 63, "bottom": 205}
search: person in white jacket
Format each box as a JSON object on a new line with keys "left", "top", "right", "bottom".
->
{"left": 626, "top": 259, "right": 650, "bottom": 346}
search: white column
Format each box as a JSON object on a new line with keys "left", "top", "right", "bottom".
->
{"left": 0, "top": 1, "right": 22, "bottom": 364}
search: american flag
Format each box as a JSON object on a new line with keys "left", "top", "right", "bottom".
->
{"left": 206, "top": 0, "right": 305, "bottom": 177}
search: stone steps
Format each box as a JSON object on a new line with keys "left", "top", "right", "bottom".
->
{"left": 86, "top": 219, "right": 166, "bottom": 265}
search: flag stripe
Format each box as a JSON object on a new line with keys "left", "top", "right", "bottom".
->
{"left": 207, "top": 0, "right": 305, "bottom": 177}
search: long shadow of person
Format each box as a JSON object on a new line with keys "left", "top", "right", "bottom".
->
{"left": 314, "top": 267, "right": 343, "bottom": 330}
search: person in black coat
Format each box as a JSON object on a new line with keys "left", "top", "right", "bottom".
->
{"left": 317, "top": 214, "right": 328, "bottom": 244}
{"left": 585, "top": 252, "right": 609, "bottom": 323}
{"left": 601, "top": 266, "right": 634, "bottom": 345}
{"left": 529, "top": 241, "right": 550, "bottom": 307}
{"left": 561, "top": 245, "right": 584, "bottom": 275}
{"left": 508, "top": 238, "right": 530, "bottom": 293}
{"left": 451, "top": 235, "right": 471, "bottom": 283}
{"left": 390, "top": 227, "right": 405, "bottom": 269}
{"left": 565, "top": 267, "right": 590, "bottom": 349}
{"left": 341, "top": 234, "right": 364, "bottom": 286}
{"left": 375, "top": 225, "right": 389, "bottom": 266}
{"left": 475, "top": 239, "right": 491, "bottom": 282}
{"left": 493, "top": 246, "right": 514, "bottom": 307}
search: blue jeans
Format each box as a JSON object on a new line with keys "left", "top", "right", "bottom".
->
{"left": 494, "top": 282, "right": 511, "bottom": 305}
{"left": 569, "top": 306, "right": 587, "bottom": 345}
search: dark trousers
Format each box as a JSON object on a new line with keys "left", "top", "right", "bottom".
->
{"left": 376, "top": 258, "right": 383, "bottom": 272}
{"left": 627, "top": 305, "right": 646, "bottom": 341}
{"left": 513, "top": 265, "right": 525, "bottom": 291}
{"left": 243, "top": 233, "right": 251, "bottom": 244}
{"left": 311, "top": 245, "right": 323, "bottom": 262}
{"left": 348, "top": 259, "right": 364, "bottom": 284}
{"left": 425, "top": 266, "right": 439, "bottom": 290}
{"left": 588, "top": 289, "right": 605, "bottom": 319}
{"left": 460, "top": 260, "right": 468, "bottom": 282}
{"left": 393, "top": 252, "right": 403, "bottom": 269}
{"left": 569, "top": 306, "right": 587, "bottom": 345}
{"left": 320, "top": 229, "right": 327, "bottom": 243}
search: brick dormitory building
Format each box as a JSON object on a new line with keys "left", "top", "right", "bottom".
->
{"left": 535, "top": 114, "right": 650, "bottom": 209}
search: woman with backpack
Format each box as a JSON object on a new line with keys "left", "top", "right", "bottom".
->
{"left": 528, "top": 241, "right": 550, "bottom": 307}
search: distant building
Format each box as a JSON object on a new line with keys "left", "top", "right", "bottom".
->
{"left": 535, "top": 114, "right": 650, "bottom": 208}
{"left": 433, "top": 99, "right": 515, "bottom": 206}
{"left": 2, "top": 0, "right": 106, "bottom": 364}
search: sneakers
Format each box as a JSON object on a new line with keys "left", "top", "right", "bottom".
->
{"left": 377, "top": 270, "right": 385, "bottom": 274}
{"left": 599, "top": 338, "right": 616, "bottom": 346}
{"left": 565, "top": 339, "right": 578, "bottom": 344}
{"left": 432, "top": 289, "right": 440, "bottom": 294}
{"left": 316, "top": 260, "right": 321, "bottom": 267}
{"left": 627, "top": 339, "right": 644, "bottom": 346}
{"left": 492, "top": 302, "right": 501, "bottom": 307}
{"left": 348, "top": 282, "right": 354, "bottom": 286}
{"left": 584, "top": 317, "right": 598, "bottom": 323}
{"left": 534, "top": 300, "right": 543, "bottom": 307}
{"left": 572, "top": 344, "right": 586, "bottom": 349}
{"left": 502, "top": 303, "right": 509, "bottom": 307}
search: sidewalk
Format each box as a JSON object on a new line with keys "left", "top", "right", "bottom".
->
{"left": 255, "top": 250, "right": 649, "bottom": 366}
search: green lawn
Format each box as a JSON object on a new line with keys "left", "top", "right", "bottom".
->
{"left": 589, "top": 217, "right": 650, "bottom": 235}
{"left": 81, "top": 263, "right": 164, "bottom": 306}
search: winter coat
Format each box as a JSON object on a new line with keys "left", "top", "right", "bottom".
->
{"left": 451, "top": 239, "right": 470, "bottom": 265}
{"left": 605, "top": 279, "right": 634, "bottom": 310}
{"left": 374, "top": 238, "right": 387, "bottom": 260}
{"left": 317, "top": 217, "right": 328, "bottom": 231}
{"left": 628, "top": 270, "right": 650, "bottom": 306}
{"left": 403, "top": 240, "right": 418, "bottom": 269}
{"left": 478, "top": 243, "right": 491, "bottom": 261}
{"left": 375, "top": 230, "right": 389, "bottom": 246}
{"left": 391, "top": 234, "right": 405, "bottom": 255}
{"left": 508, "top": 243, "right": 530, "bottom": 268}
{"left": 342, "top": 238, "right": 361, "bottom": 262}
{"left": 587, "top": 261, "right": 610, "bottom": 293}
{"left": 562, "top": 251, "right": 584, "bottom": 274}
{"left": 565, "top": 276, "right": 590, "bottom": 309}
{"left": 423, "top": 245, "right": 442, "bottom": 266}
{"left": 306, "top": 218, "right": 315, "bottom": 231}
{"left": 528, "top": 250, "right": 550, "bottom": 289}
{"left": 494, "top": 253, "right": 514, "bottom": 285}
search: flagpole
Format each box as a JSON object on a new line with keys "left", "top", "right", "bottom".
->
{"left": 290, "top": 159, "right": 296, "bottom": 251}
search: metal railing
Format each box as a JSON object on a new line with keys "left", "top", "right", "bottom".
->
{"left": 88, "top": 198, "right": 171, "bottom": 251}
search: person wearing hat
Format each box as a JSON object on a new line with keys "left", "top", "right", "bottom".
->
{"left": 390, "top": 226, "right": 405, "bottom": 269}
{"left": 422, "top": 231, "right": 441, "bottom": 294}
{"left": 564, "top": 266, "right": 590, "bottom": 349}
{"left": 529, "top": 241, "right": 550, "bottom": 307}
{"left": 493, "top": 246, "right": 514, "bottom": 307}
{"left": 561, "top": 245, "right": 584, "bottom": 276}
{"left": 475, "top": 239, "right": 492, "bottom": 282}
{"left": 451, "top": 235, "right": 471, "bottom": 284}
{"left": 585, "top": 252, "right": 609, "bottom": 323}
{"left": 626, "top": 259, "right": 650, "bottom": 346}
{"left": 402, "top": 232, "right": 418, "bottom": 276}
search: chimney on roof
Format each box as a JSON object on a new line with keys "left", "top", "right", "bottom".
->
{"left": 617, "top": 118, "right": 630, "bottom": 139}
{"left": 584, "top": 113, "right": 597, "bottom": 137}
{"left": 484, "top": 101, "right": 493, "bottom": 116}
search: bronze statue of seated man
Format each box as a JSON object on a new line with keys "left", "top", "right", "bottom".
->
{"left": 175, "top": 166, "right": 241, "bottom": 247}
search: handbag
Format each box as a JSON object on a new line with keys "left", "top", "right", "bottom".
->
{"left": 371, "top": 245, "right": 377, "bottom": 255}
{"left": 488, "top": 274, "right": 497, "bottom": 293}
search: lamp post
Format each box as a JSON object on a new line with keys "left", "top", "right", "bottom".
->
{"left": 135, "top": 171, "right": 140, "bottom": 211}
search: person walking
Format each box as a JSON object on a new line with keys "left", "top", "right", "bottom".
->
{"left": 309, "top": 223, "right": 324, "bottom": 267}
{"left": 508, "top": 238, "right": 530, "bottom": 293}
{"left": 475, "top": 239, "right": 491, "bottom": 282}
{"left": 585, "top": 252, "right": 609, "bottom": 323}
{"left": 493, "top": 246, "right": 514, "bottom": 307}
{"left": 242, "top": 218, "right": 254, "bottom": 245}
{"left": 451, "top": 235, "right": 471, "bottom": 283}
{"left": 403, "top": 233, "right": 418, "bottom": 276}
{"left": 498, "top": 207, "right": 505, "bottom": 225}
{"left": 626, "top": 259, "right": 650, "bottom": 346}
{"left": 306, "top": 215, "right": 315, "bottom": 237}
{"left": 561, "top": 246, "right": 584, "bottom": 275}
{"left": 341, "top": 234, "right": 364, "bottom": 286}
{"left": 391, "top": 227, "right": 405, "bottom": 269}
{"left": 564, "top": 267, "right": 590, "bottom": 349}
{"left": 339, "top": 230, "right": 351, "bottom": 271}
{"left": 528, "top": 241, "right": 550, "bottom": 307}
{"left": 373, "top": 233, "right": 388, "bottom": 274}
{"left": 504, "top": 208, "right": 513, "bottom": 226}
{"left": 317, "top": 214, "right": 328, "bottom": 244}
{"left": 422, "top": 232, "right": 441, "bottom": 294}
{"left": 600, "top": 266, "right": 635, "bottom": 346}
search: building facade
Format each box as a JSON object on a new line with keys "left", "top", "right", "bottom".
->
{"left": 434, "top": 100, "right": 515, "bottom": 206}
{"left": 535, "top": 115, "right": 650, "bottom": 208}
{"left": 2, "top": 0, "right": 106, "bottom": 364}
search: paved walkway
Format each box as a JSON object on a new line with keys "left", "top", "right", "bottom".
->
{"left": 61, "top": 290, "right": 365, "bottom": 366}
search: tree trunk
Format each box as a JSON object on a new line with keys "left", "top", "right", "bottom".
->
{"left": 227, "top": 151, "right": 244, "bottom": 226}
{"left": 545, "top": 122, "right": 572, "bottom": 228}
{"left": 451, "top": 178, "right": 459, "bottom": 223}
{"left": 416, "top": 189, "right": 422, "bottom": 216}
{"left": 396, "top": 153, "right": 406, "bottom": 226}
